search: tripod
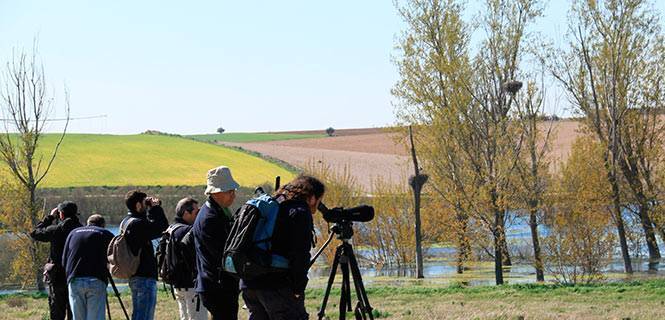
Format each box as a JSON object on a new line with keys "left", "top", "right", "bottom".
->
{"left": 317, "top": 222, "right": 374, "bottom": 320}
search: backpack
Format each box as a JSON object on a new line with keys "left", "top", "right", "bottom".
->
{"left": 156, "top": 223, "right": 187, "bottom": 285}
{"left": 107, "top": 217, "right": 141, "bottom": 279}
{"left": 223, "top": 193, "right": 289, "bottom": 279}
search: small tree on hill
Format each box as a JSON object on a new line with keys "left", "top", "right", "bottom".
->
{"left": 326, "top": 127, "right": 335, "bottom": 136}
{"left": 217, "top": 127, "right": 225, "bottom": 134}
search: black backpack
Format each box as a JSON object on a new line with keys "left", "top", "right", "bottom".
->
{"left": 222, "top": 194, "right": 289, "bottom": 280}
{"left": 156, "top": 223, "right": 187, "bottom": 286}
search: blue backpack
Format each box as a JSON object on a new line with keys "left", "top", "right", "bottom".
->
{"left": 223, "top": 194, "right": 289, "bottom": 279}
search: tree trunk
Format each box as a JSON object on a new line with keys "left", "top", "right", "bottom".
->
{"left": 493, "top": 210, "right": 504, "bottom": 285}
{"left": 611, "top": 188, "right": 633, "bottom": 274}
{"left": 29, "top": 186, "right": 45, "bottom": 291}
{"left": 528, "top": 208, "right": 544, "bottom": 282}
{"left": 455, "top": 209, "right": 469, "bottom": 274}
{"left": 408, "top": 126, "right": 425, "bottom": 279}
{"left": 497, "top": 210, "right": 511, "bottom": 267}
{"left": 637, "top": 201, "right": 661, "bottom": 270}
{"left": 413, "top": 185, "right": 425, "bottom": 278}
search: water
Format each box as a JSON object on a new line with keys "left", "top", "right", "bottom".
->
{"left": 3, "top": 212, "right": 663, "bottom": 295}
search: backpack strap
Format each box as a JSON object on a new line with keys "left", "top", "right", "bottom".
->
{"left": 119, "top": 217, "right": 138, "bottom": 234}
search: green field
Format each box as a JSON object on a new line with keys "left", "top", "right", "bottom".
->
{"left": 187, "top": 132, "right": 326, "bottom": 143}
{"left": 3, "top": 279, "right": 665, "bottom": 319}
{"left": 4, "top": 134, "right": 295, "bottom": 188}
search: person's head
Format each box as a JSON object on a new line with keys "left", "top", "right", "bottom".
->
{"left": 175, "top": 197, "right": 199, "bottom": 224}
{"left": 57, "top": 201, "right": 78, "bottom": 220}
{"left": 275, "top": 175, "right": 325, "bottom": 214}
{"left": 125, "top": 190, "right": 148, "bottom": 214}
{"left": 87, "top": 214, "right": 106, "bottom": 228}
{"left": 205, "top": 166, "right": 239, "bottom": 208}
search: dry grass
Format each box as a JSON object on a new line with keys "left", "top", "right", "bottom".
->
{"left": 2, "top": 279, "right": 665, "bottom": 320}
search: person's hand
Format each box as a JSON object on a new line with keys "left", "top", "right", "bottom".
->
{"left": 49, "top": 208, "right": 59, "bottom": 217}
{"left": 294, "top": 294, "right": 302, "bottom": 299}
{"left": 145, "top": 197, "right": 161, "bottom": 207}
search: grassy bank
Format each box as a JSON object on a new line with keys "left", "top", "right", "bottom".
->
{"left": 2, "top": 279, "right": 665, "bottom": 319}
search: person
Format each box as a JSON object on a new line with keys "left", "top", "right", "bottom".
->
{"left": 62, "top": 214, "right": 114, "bottom": 320}
{"left": 193, "top": 166, "right": 240, "bottom": 320}
{"left": 170, "top": 197, "right": 208, "bottom": 320}
{"left": 122, "top": 190, "right": 169, "bottom": 320}
{"left": 30, "top": 201, "right": 83, "bottom": 320}
{"left": 240, "top": 175, "right": 325, "bottom": 320}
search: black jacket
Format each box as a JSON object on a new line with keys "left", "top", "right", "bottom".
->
{"left": 193, "top": 197, "right": 236, "bottom": 293}
{"left": 240, "top": 199, "right": 314, "bottom": 294}
{"left": 170, "top": 217, "right": 196, "bottom": 289}
{"left": 30, "top": 215, "right": 83, "bottom": 267}
{"left": 62, "top": 226, "right": 114, "bottom": 284}
{"left": 123, "top": 205, "right": 169, "bottom": 279}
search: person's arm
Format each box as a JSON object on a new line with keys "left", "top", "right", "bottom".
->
{"left": 287, "top": 209, "right": 314, "bottom": 295}
{"left": 30, "top": 215, "right": 59, "bottom": 242}
{"left": 145, "top": 205, "right": 169, "bottom": 240}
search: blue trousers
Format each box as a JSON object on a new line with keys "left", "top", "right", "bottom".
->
{"left": 128, "top": 277, "right": 157, "bottom": 320}
{"left": 68, "top": 277, "right": 107, "bottom": 320}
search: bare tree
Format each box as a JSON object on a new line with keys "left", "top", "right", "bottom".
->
{"left": 0, "top": 44, "right": 70, "bottom": 290}
{"left": 514, "top": 79, "right": 555, "bottom": 282}
{"left": 408, "top": 125, "right": 428, "bottom": 278}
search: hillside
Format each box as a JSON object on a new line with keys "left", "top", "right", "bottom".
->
{"left": 10, "top": 134, "right": 294, "bottom": 188}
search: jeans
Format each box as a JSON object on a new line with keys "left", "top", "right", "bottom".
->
{"left": 175, "top": 288, "right": 208, "bottom": 320}
{"left": 128, "top": 277, "right": 157, "bottom": 320}
{"left": 242, "top": 288, "right": 308, "bottom": 320}
{"left": 68, "top": 277, "right": 107, "bottom": 320}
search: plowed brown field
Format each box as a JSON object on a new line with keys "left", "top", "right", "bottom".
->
{"left": 223, "top": 120, "right": 585, "bottom": 189}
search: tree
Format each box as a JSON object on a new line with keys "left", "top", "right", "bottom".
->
{"left": 547, "top": 0, "right": 665, "bottom": 271}
{"left": 546, "top": 136, "right": 614, "bottom": 284}
{"left": 0, "top": 44, "right": 70, "bottom": 290}
{"left": 514, "top": 80, "right": 555, "bottom": 282}
{"left": 408, "top": 125, "right": 428, "bottom": 278}
{"left": 326, "top": 127, "right": 335, "bottom": 137}
{"left": 216, "top": 127, "right": 225, "bottom": 134}
{"left": 393, "top": 0, "right": 543, "bottom": 285}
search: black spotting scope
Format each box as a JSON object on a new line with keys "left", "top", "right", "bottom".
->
{"left": 318, "top": 203, "right": 375, "bottom": 223}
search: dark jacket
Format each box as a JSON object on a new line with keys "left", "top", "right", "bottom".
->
{"left": 193, "top": 197, "right": 235, "bottom": 293}
{"left": 241, "top": 199, "right": 314, "bottom": 294}
{"left": 124, "top": 205, "right": 169, "bottom": 279}
{"left": 170, "top": 217, "right": 196, "bottom": 289}
{"left": 62, "top": 226, "right": 114, "bottom": 284}
{"left": 30, "top": 215, "right": 83, "bottom": 268}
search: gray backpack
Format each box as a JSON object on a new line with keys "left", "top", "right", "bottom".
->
{"left": 107, "top": 217, "right": 141, "bottom": 279}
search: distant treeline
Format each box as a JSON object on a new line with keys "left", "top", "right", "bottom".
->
{"left": 37, "top": 185, "right": 266, "bottom": 225}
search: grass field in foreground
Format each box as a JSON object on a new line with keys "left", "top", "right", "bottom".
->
{"left": 2, "top": 279, "right": 665, "bottom": 319}
{"left": 8, "top": 134, "right": 294, "bottom": 188}
{"left": 187, "top": 132, "right": 326, "bottom": 143}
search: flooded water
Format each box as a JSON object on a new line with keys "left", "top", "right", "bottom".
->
{"left": 3, "top": 213, "right": 663, "bottom": 295}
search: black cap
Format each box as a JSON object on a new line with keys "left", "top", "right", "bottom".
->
{"left": 57, "top": 201, "right": 78, "bottom": 218}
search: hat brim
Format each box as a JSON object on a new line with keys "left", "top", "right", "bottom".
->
{"left": 205, "top": 181, "right": 240, "bottom": 195}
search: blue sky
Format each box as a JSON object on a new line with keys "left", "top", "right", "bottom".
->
{"left": 0, "top": 1, "right": 663, "bottom": 134}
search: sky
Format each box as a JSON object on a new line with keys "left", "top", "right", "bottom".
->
{"left": 0, "top": 1, "right": 664, "bottom": 135}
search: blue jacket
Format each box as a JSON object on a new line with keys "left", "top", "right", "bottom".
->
{"left": 193, "top": 197, "right": 237, "bottom": 293}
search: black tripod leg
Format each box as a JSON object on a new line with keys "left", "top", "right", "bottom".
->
{"left": 318, "top": 246, "right": 342, "bottom": 320}
{"left": 340, "top": 257, "right": 353, "bottom": 320}
{"left": 347, "top": 245, "right": 374, "bottom": 320}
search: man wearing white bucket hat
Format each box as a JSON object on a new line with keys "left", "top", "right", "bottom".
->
{"left": 192, "top": 166, "right": 240, "bottom": 320}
